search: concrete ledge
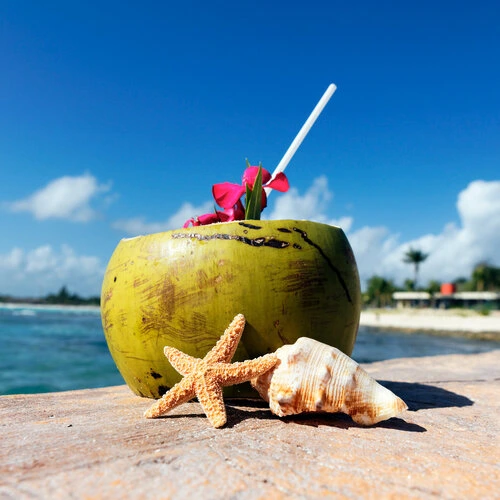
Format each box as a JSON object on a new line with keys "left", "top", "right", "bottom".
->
{"left": 1, "top": 350, "right": 499, "bottom": 499}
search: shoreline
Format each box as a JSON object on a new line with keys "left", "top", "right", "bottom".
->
{"left": 0, "top": 302, "right": 100, "bottom": 313}
{"left": 2, "top": 302, "right": 500, "bottom": 340}
{"left": 360, "top": 308, "right": 500, "bottom": 340}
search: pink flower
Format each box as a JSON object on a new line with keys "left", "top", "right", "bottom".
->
{"left": 213, "top": 166, "right": 289, "bottom": 211}
{"left": 183, "top": 211, "right": 230, "bottom": 228}
{"left": 182, "top": 200, "right": 245, "bottom": 228}
{"left": 182, "top": 164, "right": 289, "bottom": 227}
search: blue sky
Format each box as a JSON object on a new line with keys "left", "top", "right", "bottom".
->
{"left": 1, "top": 1, "right": 499, "bottom": 296}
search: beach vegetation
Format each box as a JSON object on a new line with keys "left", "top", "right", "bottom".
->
{"left": 427, "top": 280, "right": 441, "bottom": 294}
{"left": 0, "top": 287, "right": 100, "bottom": 306}
{"left": 477, "top": 305, "right": 492, "bottom": 316}
{"left": 364, "top": 276, "right": 396, "bottom": 308}
{"left": 404, "top": 279, "right": 415, "bottom": 291}
{"left": 451, "top": 264, "right": 500, "bottom": 293}
{"left": 453, "top": 277, "right": 469, "bottom": 291}
{"left": 44, "top": 286, "right": 100, "bottom": 306}
{"left": 471, "top": 262, "right": 500, "bottom": 292}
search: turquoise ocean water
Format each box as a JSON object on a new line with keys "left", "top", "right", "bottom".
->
{"left": 1, "top": 304, "right": 499, "bottom": 396}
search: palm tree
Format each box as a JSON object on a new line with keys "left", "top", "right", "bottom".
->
{"left": 403, "top": 247, "right": 429, "bottom": 289}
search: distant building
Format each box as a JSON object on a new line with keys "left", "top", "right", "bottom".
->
{"left": 393, "top": 292, "right": 431, "bottom": 308}
{"left": 433, "top": 291, "right": 500, "bottom": 309}
{"left": 393, "top": 285, "right": 500, "bottom": 310}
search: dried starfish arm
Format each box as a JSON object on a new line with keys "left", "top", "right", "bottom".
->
{"left": 204, "top": 313, "right": 246, "bottom": 363}
{"left": 164, "top": 347, "right": 199, "bottom": 376}
{"left": 143, "top": 378, "right": 195, "bottom": 418}
{"left": 194, "top": 375, "right": 227, "bottom": 428}
{"left": 218, "top": 355, "right": 278, "bottom": 387}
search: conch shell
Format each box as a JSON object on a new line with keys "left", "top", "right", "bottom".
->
{"left": 252, "top": 337, "right": 407, "bottom": 425}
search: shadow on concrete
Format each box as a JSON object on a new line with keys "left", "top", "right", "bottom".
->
{"left": 276, "top": 411, "right": 427, "bottom": 433}
{"left": 379, "top": 380, "right": 474, "bottom": 411}
{"left": 224, "top": 407, "right": 278, "bottom": 428}
{"left": 226, "top": 398, "right": 269, "bottom": 408}
{"left": 150, "top": 400, "right": 277, "bottom": 428}
{"left": 153, "top": 405, "right": 427, "bottom": 432}
{"left": 224, "top": 400, "right": 427, "bottom": 432}
{"left": 153, "top": 384, "right": 471, "bottom": 431}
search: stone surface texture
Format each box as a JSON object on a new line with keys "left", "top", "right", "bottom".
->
{"left": 1, "top": 350, "right": 499, "bottom": 499}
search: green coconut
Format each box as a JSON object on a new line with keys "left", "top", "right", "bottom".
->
{"left": 101, "top": 219, "right": 361, "bottom": 398}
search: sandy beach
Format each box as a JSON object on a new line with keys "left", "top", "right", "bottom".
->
{"left": 360, "top": 308, "right": 500, "bottom": 339}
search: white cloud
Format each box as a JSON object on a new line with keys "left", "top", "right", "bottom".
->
{"left": 347, "top": 226, "right": 400, "bottom": 280}
{"left": 267, "top": 176, "right": 353, "bottom": 231}
{"left": 6, "top": 174, "right": 111, "bottom": 222}
{"left": 350, "top": 180, "right": 500, "bottom": 286}
{"left": 0, "top": 245, "right": 104, "bottom": 297}
{"left": 113, "top": 200, "right": 214, "bottom": 236}
{"left": 268, "top": 177, "right": 500, "bottom": 288}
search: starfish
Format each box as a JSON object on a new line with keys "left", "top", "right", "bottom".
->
{"left": 144, "top": 314, "right": 278, "bottom": 428}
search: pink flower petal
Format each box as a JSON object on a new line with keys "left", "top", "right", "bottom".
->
{"left": 242, "top": 167, "right": 258, "bottom": 188}
{"left": 223, "top": 200, "right": 245, "bottom": 221}
{"left": 183, "top": 218, "right": 198, "bottom": 228}
{"left": 242, "top": 166, "right": 272, "bottom": 188}
{"left": 213, "top": 182, "right": 245, "bottom": 209}
{"left": 260, "top": 168, "right": 272, "bottom": 185}
{"left": 261, "top": 190, "right": 268, "bottom": 210}
{"left": 234, "top": 200, "right": 245, "bottom": 220}
{"left": 217, "top": 210, "right": 235, "bottom": 222}
{"left": 197, "top": 212, "right": 221, "bottom": 225}
{"left": 265, "top": 172, "right": 289, "bottom": 192}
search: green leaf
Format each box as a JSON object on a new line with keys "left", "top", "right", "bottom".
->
{"left": 245, "top": 165, "right": 263, "bottom": 220}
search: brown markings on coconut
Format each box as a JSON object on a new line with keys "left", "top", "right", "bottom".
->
{"left": 171, "top": 232, "right": 290, "bottom": 249}
{"left": 133, "top": 275, "right": 151, "bottom": 290}
{"left": 196, "top": 267, "right": 227, "bottom": 293}
{"left": 292, "top": 227, "right": 352, "bottom": 303}
{"left": 238, "top": 221, "right": 262, "bottom": 230}
{"left": 280, "top": 259, "right": 326, "bottom": 302}
{"left": 273, "top": 319, "right": 291, "bottom": 345}
{"left": 101, "top": 293, "right": 114, "bottom": 332}
{"left": 134, "top": 275, "right": 180, "bottom": 358}
{"left": 157, "top": 385, "right": 169, "bottom": 396}
{"left": 100, "top": 280, "right": 115, "bottom": 332}
{"left": 150, "top": 370, "right": 162, "bottom": 379}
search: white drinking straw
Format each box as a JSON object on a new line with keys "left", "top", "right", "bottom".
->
{"left": 266, "top": 83, "right": 337, "bottom": 194}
